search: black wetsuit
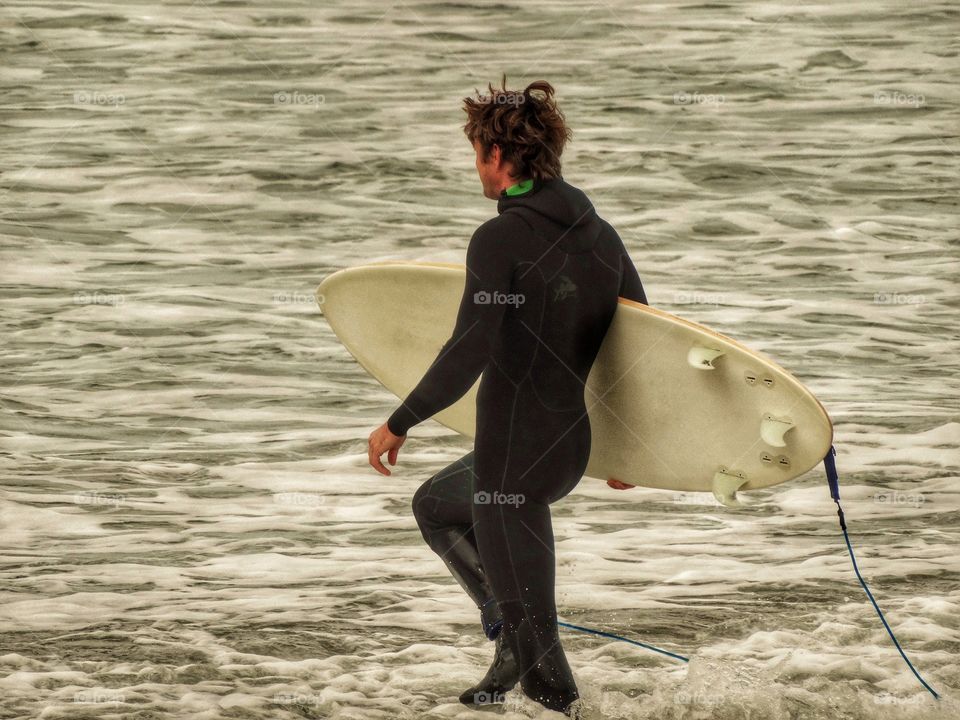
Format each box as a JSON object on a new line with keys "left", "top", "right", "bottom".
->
{"left": 387, "top": 176, "right": 648, "bottom": 712}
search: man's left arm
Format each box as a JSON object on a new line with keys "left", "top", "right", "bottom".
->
{"left": 385, "top": 218, "right": 516, "bottom": 437}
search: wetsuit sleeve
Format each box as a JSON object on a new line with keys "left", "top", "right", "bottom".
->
{"left": 615, "top": 230, "right": 648, "bottom": 305}
{"left": 386, "top": 220, "right": 515, "bottom": 436}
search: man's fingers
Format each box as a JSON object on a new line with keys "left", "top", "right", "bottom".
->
{"left": 368, "top": 442, "right": 391, "bottom": 476}
{"left": 368, "top": 425, "right": 404, "bottom": 475}
{"left": 372, "top": 452, "right": 390, "bottom": 476}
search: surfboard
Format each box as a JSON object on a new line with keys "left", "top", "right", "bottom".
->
{"left": 316, "top": 261, "right": 833, "bottom": 506}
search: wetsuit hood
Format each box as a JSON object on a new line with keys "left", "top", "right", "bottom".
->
{"left": 496, "top": 176, "right": 601, "bottom": 251}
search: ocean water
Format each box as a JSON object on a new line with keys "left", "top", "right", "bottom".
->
{"left": 0, "top": 1, "right": 958, "bottom": 718}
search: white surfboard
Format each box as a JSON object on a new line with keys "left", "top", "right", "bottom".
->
{"left": 316, "top": 262, "right": 833, "bottom": 506}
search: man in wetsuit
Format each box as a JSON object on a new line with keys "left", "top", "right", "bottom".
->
{"left": 367, "top": 77, "right": 647, "bottom": 718}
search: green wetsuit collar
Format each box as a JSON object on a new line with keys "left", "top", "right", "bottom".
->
{"left": 504, "top": 178, "right": 534, "bottom": 196}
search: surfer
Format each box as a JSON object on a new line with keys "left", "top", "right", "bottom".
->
{"left": 367, "top": 76, "right": 647, "bottom": 717}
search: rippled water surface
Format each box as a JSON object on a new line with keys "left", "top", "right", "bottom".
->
{"left": 1, "top": 1, "right": 958, "bottom": 718}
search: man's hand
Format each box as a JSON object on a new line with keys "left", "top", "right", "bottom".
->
{"left": 607, "top": 477, "right": 636, "bottom": 490}
{"left": 368, "top": 422, "right": 406, "bottom": 476}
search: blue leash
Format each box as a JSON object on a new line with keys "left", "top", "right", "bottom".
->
{"left": 558, "top": 620, "right": 689, "bottom": 663}
{"left": 824, "top": 445, "right": 940, "bottom": 700}
{"left": 557, "top": 446, "right": 940, "bottom": 701}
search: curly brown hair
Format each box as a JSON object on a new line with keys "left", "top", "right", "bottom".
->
{"left": 462, "top": 74, "right": 572, "bottom": 181}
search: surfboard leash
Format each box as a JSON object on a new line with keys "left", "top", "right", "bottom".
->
{"left": 824, "top": 445, "right": 940, "bottom": 700}
{"left": 555, "top": 448, "right": 941, "bottom": 701}
{"left": 557, "top": 621, "right": 689, "bottom": 663}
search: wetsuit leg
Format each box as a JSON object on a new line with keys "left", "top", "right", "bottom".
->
{"left": 411, "top": 451, "right": 503, "bottom": 639}
{"left": 470, "top": 393, "right": 591, "bottom": 713}
{"left": 473, "top": 499, "right": 578, "bottom": 712}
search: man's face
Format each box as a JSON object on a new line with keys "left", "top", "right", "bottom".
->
{"left": 473, "top": 139, "right": 501, "bottom": 200}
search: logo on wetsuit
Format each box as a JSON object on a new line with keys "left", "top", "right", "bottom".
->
{"left": 474, "top": 290, "right": 525, "bottom": 307}
{"left": 553, "top": 274, "right": 578, "bottom": 301}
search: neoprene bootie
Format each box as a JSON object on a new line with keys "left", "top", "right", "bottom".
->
{"left": 458, "top": 631, "right": 520, "bottom": 706}
{"left": 424, "top": 526, "right": 505, "bottom": 639}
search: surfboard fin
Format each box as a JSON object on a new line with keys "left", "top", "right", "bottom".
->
{"left": 761, "top": 414, "right": 794, "bottom": 447}
{"left": 687, "top": 345, "right": 725, "bottom": 370}
{"left": 712, "top": 468, "right": 749, "bottom": 507}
